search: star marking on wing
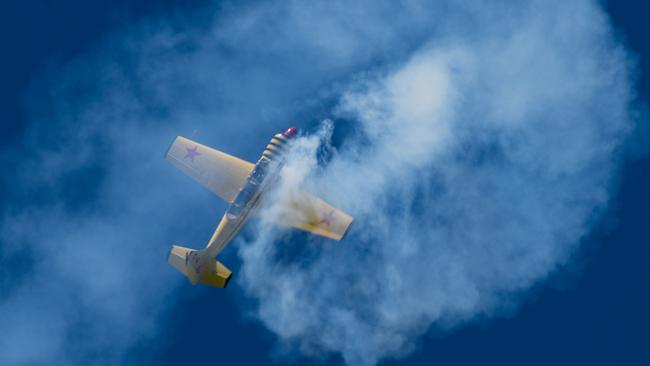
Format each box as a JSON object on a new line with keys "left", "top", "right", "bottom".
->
{"left": 184, "top": 145, "right": 201, "bottom": 162}
{"left": 319, "top": 210, "right": 335, "bottom": 227}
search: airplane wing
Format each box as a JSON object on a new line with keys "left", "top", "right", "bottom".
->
{"left": 165, "top": 136, "right": 254, "bottom": 203}
{"left": 277, "top": 191, "right": 353, "bottom": 241}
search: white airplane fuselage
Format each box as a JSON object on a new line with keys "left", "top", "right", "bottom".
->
{"left": 184, "top": 132, "right": 292, "bottom": 283}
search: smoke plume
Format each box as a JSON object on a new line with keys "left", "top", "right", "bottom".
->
{"left": 0, "top": 1, "right": 639, "bottom": 365}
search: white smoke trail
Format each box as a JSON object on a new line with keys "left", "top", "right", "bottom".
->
{"left": 0, "top": 0, "right": 638, "bottom": 365}
{"left": 237, "top": 3, "right": 635, "bottom": 366}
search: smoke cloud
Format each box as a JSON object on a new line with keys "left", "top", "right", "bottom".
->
{"left": 240, "top": 2, "right": 636, "bottom": 365}
{"left": 0, "top": 0, "right": 639, "bottom": 365}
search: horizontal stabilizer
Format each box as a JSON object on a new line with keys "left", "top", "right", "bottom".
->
{"left": 167, "top": 245, "right": 232, "bottom": 288}
{"left": 168, "top": 245, "right": 199, "bottom": 285}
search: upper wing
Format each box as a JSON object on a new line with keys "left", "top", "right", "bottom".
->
{"left": 277, "top": 192, "right": 353, "bottom": 241}
{"left": 166, "top": 136, "right": 254, "bottom": 203}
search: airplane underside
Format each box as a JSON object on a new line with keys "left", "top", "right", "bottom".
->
{"left": 165, "top": 127, "right": 353, "bottom": 288}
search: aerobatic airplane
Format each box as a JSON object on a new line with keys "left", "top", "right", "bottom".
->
{"left": 165, "top": 127, "right": 353, "bottom": 288}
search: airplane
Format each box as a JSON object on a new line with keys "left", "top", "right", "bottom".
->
{"left": 165, "top": 127, "right": 353, "bottom": 288}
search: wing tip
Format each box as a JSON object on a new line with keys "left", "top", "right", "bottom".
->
{"left": 339, "top": 217, "right": 354, "bottom": 241}
{"left": 164, "top": 135, "right": 183, "bottom": 160}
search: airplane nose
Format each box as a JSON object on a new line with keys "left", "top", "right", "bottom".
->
{"left": 283, "top": 126, "right": 298, "bottom": 137}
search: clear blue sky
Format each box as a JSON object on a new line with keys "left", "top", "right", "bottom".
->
{"left": 0, "top": 1, "right": 648, "bottom": 365}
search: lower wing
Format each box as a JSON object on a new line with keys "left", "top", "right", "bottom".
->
{"left": 275, "top": 191, "right": 353, "bottom": 240}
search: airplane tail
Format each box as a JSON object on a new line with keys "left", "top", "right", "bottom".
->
{"left": 167, "top": 245, "right": 232, "bottom": 288}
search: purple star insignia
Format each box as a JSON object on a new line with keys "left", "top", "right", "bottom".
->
{"left": 319, "top": 210, "right": 335, "bottom": 227}
{"left": 184, "top": 145, "right": 201, "bottom": 162}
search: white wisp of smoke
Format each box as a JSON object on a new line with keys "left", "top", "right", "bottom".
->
{"left": 0, "top": 1, "right": 638, "bottom": 365}
{"left": 237, "top": 11, "right": 634, "bottom": 366}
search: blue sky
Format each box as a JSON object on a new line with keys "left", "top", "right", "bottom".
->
{"left": 0, "top": 1, "right": 648, "bottom": 365}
